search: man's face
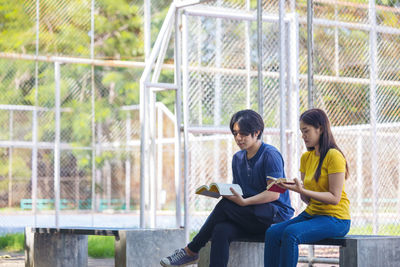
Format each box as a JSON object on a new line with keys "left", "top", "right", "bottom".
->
{"left": 232, "top": 122, "right": 259, "bottom": 151}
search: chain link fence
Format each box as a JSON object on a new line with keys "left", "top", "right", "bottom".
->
{"left": 182, "top": 0, "right": 400, "bottom": 261}
{"left": 0, "top": 0, "right": 179, "bottom": 230}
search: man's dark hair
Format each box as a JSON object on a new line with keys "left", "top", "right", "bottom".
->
{"left": 229, "top": 109, "right": 264, "bottom": 140}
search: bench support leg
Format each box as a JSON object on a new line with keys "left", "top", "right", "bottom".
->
{"left": 25, "top": 227, "right": 88, "bottom": 267}
{"left": 198, "top": 241, "right": 264, "bottom": 267}
{"left": 340, "top": 238, "right": 400, "bottom": 267}
{"left": 115, "top": 228, "right": 185, "bottom": 267}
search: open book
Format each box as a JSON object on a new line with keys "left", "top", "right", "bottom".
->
{"left": 195, "top": 183, "right": 243, "bottom": 199}
{"left": 266, "top": 176, "right": 295, "bottom": 193}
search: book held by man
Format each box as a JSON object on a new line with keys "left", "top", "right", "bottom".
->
{"left": 266, "top": 176, "right": 295, "bottom": 193}
{"left": 195, "top": 183, "right": 243, "bottom": 198}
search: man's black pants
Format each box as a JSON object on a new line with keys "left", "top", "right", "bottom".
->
{"left": 187, "top": 198, "right": 276, "bottom": 267}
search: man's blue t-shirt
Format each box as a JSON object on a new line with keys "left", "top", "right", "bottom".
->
{"left": 232, "top": 142, "right": 294, "bottom": 223}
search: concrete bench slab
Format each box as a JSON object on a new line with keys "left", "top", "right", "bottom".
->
{"left": 198, "top": 235, "right": 400, "bottom": 267}
{"left": 25, "top": 227, "right": 185, "bottom": 267}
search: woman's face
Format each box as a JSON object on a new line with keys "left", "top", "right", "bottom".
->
{"left": 232, "top": 122, "right": 259, "bottom": 151}
{"left": 300, "top": 121, "right": 322, "bottom": 149}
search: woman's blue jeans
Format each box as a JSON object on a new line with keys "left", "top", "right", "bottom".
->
{"left": 264, "top": 211, "right": 350, "bottom": 267}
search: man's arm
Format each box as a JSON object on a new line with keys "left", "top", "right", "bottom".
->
{"left": 224, "top": 188, "right": 279, "bottom": 207}
{"left": 225, "top": 150, "right": 283, "bottom": 206}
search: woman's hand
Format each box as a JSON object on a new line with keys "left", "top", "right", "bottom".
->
{"left": 280, "top": 178, "right": 304, "bottom": 194}
{"left": 224, "top": 187, "right": 248, "bottom": 206}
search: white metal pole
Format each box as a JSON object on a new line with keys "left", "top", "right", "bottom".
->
{"left": 257, "top": 0, "right": 263, "bottom": 114}
{"left": 54, "top": 62, "right": 61, "bottom": 227}
{"left": 152, "top": 23, "right": 174, "bottom": 84}
{"left": 147, "top": 16, "right": 174, "bottom": 227}
{"left": 279, "top": 0, "right": 287, "bottom": 162}
{"left": 245, "top": 0, "right": 251, "bottom": 109}
{"left": 356, "top": 133, "right": 363, "bottom": 211}
{"left": 139, "top": 44, "right": 148, "bottom": 228}
{"left": 287, "top": 14, "right": 299, "bottom": 182}
{"left": 398, "top": 142, "right": 400, "bottom": 215}
{"left": 214, "top": 0, "right": 221, "bottom": 181}
{"left": 196, "top": 17, "right": 203, "bottom": 123}
{"left": 307, "top": 0, "right": 314, "bottom": 108}
{"left": 8, "top": 111, "right": 13, "bottom": 208}
{"left": 157, "top": 105, "right": 163, "bottom": 210}
{"left": 290, "top": 13, "right": 301, "bottom": 211}
{"left": 32, "top": 0, "right": 40, "bottom": 228}
{"left": 106, "top": 160, "right": 111, "bottom": 208}
{"left": 125, "top": 112, "right": 131, "bottom": 212}
{"left": 369, "top": 0, "right": 378, "bottom": 234}
{"left": 140, "top": 3, "right": 176, "bottom": 228}
{"left": 334, "top": 2, "right": 339, "bottom": 77}
{"left": 144, "top": 0, "right": 151, "bottom": 61}
{"left": 215, "top": 0, "right": 221, "bottom": 126}
{"left": 172, "top": 5, "right": 182, "bottom": 230}
{"left": 182, "top": 11, "right": 190, "bottom": 241}
{"left": 149, "top": 89, "right": 156, "bottom": 228}
{"left": 90, "top": 0, "right": 96, "bottom": 226}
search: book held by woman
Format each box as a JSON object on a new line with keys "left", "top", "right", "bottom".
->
{"left": 266, "top": 176, "right": 295, "bottom": 193}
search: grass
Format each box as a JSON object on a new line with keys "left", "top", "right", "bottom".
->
{"left": 348, "top": 224, "right": 400, "bottom": 236}
{"left": 0, "top": 233, "right": 24, "bottom": 252}
{"left": 0, "top": 233, "right": 115, "bottom": 258}
{"left": 87, "top": 236, "right": 115, "bottom": 258}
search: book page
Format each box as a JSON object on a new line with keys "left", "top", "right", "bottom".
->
{"left": 213, "top": 183, "right": 243, "bottom": 196}
{"left": 195, "top": 183, "right": 243, "bottom": 198}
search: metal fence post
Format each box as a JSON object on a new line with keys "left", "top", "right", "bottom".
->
{"left": 369, "top": 0, "right": 379, "bottom": 234}
{"left": 54, "top": 62, "right": 61, "bottom": 227}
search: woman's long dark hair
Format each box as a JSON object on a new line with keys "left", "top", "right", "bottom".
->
{"left": 300, "top": 108, "right": 349, "bottom": 181}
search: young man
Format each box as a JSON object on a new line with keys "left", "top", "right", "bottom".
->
{"left": 160, "top": 109, "right": 294, "bottom": 267}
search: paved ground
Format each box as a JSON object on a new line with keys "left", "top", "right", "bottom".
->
{"left": 0, "top": 251, "right": 337, "bottom": 267}
{"left": 0, "top": 251, "right": 114, "bottom": 267}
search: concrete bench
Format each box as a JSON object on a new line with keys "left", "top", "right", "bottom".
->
{"left": 25, "top": 227, "right": 185, "bottom": 267}
{"left": 198, "top": 234, "right": 400, "bottom": 267}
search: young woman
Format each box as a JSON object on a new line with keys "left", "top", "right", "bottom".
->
{"left": 264, "top": 108, "right": 351, "bottom": 267}
{"left": 160, "top": 109, "right": 294, "bottom": 267}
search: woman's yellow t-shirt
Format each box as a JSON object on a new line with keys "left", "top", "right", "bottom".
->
{"left": 300, "top": 148, "right": 350, "bottom": 220}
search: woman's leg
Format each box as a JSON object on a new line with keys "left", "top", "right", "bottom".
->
{"left": 280, "top": 215, "right": 350, "bottom": 267}
{"left": 264, "top": 213, "right": 309, "bottom": 267}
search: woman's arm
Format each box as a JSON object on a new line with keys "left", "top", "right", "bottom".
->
{"left": 283, "top": 172, "right": 345, "bottom": 205}
{"left": 299, "top": 173, "right": 310, "bottom": 204}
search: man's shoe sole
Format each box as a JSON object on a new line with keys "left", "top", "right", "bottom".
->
{"left": 160, "top": 259, "right": 199, "bottom": 267}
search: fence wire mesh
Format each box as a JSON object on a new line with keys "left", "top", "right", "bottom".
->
{"left": 183, "top": 0, "right": 400, "bottom": 260}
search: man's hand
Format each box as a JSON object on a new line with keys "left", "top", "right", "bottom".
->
{"left": 223, "top": 187, "right": 248, "bottom": 206}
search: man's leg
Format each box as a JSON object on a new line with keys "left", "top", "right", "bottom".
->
{"left": 188, "top": 198, "right": 270, "bottom": 253}
{"left": 209, "top": 222, "right": 243, "bottom": 267}
{"left": 161, "top": 199, "right": 274, "bottom": 266}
